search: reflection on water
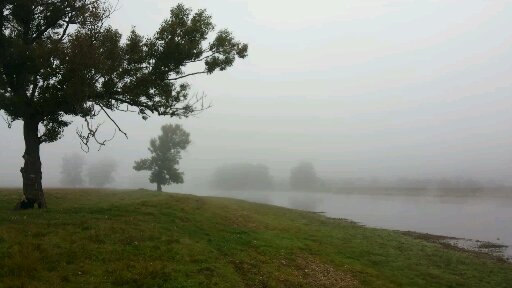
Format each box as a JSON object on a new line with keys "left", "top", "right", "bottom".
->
{"left": 194, "top": 189, "right": 512, "bottom": 259}
{"left": 288, "top": 195, "right": 320, "bottom": 212}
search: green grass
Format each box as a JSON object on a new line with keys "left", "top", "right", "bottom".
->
{"left": 0, "top": 189, "right": 510, "bottom": 287}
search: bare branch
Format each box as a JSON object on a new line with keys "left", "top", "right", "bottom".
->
{"left": 76, "top": 116, "right": 115, "bottom": 153}
{"left": 186, "top": 92, "right": 212, "bottom": 116}
{"left": 1, "top": 113, "right": 13, "bottom": 128}
{"left": 98, "top": 104, "right": 128, "bottom": 139}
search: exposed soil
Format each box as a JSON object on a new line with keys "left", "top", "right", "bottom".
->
{"left": 290, "top": 254, "right": 360, "bottom": 288}
{"left": 402, "top": 231, "right": 511, "bottom": 263}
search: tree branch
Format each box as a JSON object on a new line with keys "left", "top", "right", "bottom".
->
{"left": 31, "top": 18, "right": 65, "bottom": 43}
{"left": 76, "top": 111, "right": 116, "bottom": 152}
{"left": 183, "top": 53, "right": 215, "bottom": 64}
{"left": 59, "top": 20, "right": 71, "bottom": 41}
{"left": 1, "top": 113, "right": 13, "bottom": 128}
{"left": 184, "top": 92, "right": 212, "bottom": 117}
{"left": 98, "top": 104, "right": 128, "bottom": 139}
{"left": 29, "top": 74, "right": 39, "bottom": 100}
{"left": 168, "top": 71, "right": 207, "bottom": 81}
{"left": 110, "top": 96, "right": 156, "bottom": 114}
{"left": 32, "top": 0, "right": 108, "bottom": 43}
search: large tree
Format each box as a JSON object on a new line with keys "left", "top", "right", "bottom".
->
{"left": 0, "top": 1, "right": 248, "bottom": 208}
{"left": 133, "top": 123, "right": 190, "bottom": 192}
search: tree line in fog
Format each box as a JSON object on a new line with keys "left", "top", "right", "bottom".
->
{"left": 209, "top": 162, "right": 326, "bottom": 192}
{"left": 209, "top": 162, "right": 491, "bottom": 193}
{"left": 60, "top": 153, "right": 118, "bottom": 188}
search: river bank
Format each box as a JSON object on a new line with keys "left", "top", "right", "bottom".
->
{"left": 0, "top": 188, "right": 511, "bottom": 287}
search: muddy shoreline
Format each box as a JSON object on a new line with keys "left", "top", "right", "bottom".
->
{"left": 324, "top": 214, "right": 511, "bottom": 263}
{"left": 401, "top": 231, "right": 511, "bottom": 263}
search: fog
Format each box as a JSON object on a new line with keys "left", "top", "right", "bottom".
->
{"left": 2, "top": 0, "right": 512, "bottom": 191}
{"left": 87, "top": 158, "right": 118, "bottom": 188}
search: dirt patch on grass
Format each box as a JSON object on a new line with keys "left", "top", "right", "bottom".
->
{"left": 229, "top": 253, "right": 359, "bottom": 288}
{"left": 289, "top": 254, "right": 360, "bottom": 288}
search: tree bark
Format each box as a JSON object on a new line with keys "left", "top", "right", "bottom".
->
{"left": 157, "top": 183, "right": 162, "bottom": 192}
{"left": 15, "top": 118, "right": 47, "bottom": 209}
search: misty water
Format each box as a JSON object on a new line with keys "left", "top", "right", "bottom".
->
{"left": 192, "top": 189, "right": 512, "bottom": 259}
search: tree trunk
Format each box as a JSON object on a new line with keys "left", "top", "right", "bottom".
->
{"left": 157, "top": 183, "right": 162, "bottom": 192}
{"left": 15, "top": 118, "right": 47, "bottom": 209}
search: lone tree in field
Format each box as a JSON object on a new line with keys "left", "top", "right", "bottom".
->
{"left": 60, "top": 152, "right": 85, "bottom": 187}
{"left": 134, "top": 124, "right": 190, "bottom": 192}
{"left": 0, "top": 1, "right": 248, "bottom": 208}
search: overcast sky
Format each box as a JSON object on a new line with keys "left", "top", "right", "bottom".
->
{"left": 1, "top": 0, "right": 512, "bottom": 189}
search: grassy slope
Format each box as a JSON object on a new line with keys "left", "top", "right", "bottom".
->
{"left": 0, "top": 189, "right": 510, "bottom": 288}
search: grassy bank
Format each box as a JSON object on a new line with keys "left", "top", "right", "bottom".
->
{"left": 0, "top": 189, "right": 510, "bottom": 287}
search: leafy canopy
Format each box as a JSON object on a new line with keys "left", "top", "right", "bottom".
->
{"left": 0, "top": 1, "right": 247, "bottom": 147}
{"left": 134, "top": 123, "right": 191, "bottom": 187}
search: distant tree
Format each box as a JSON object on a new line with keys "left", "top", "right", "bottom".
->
{"left": 60, "top": 153, "right": 85, "bottom": 187}
{"left": 133, "top": 124, "right": 190, "bottom": 192}
{"left": 1, "top": 2, "right": 248, "bottom": 208}
{"left": 87, "top": 158, "right": 117, "bottom": 188}
{"left": 210, "top": 163, "right": 273, "bottom": 191}
{"left": 289, "top": 162, "right": 322, "bottom": 192}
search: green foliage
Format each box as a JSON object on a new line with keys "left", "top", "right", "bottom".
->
{"left": 0, "top": 1, "right": 247, "bottom": 145}
{"left": 0, "top": 188, "right": 510, "bottom": 287}
{"left": 134, "top": 124, "right": 191, "bottom": 189}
